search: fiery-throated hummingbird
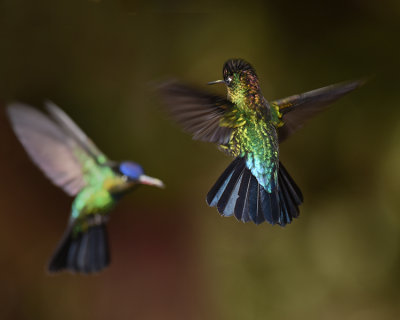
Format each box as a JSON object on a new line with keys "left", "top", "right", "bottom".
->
{"left": 7, "top": 102, "right": 164, "bottom": 273}
{"left": 159, "top": 59, "right": 363, "bottom": 226}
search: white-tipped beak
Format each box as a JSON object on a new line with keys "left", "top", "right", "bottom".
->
{"left": 207, "top": 79, "right": 225, "bottom": 85}
{"left": 138, "top": 175, "right": 165, "bottom": 188}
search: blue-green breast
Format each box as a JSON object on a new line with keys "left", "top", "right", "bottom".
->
{"left": 224, "top": 109, "right": 279, "bottom": 192}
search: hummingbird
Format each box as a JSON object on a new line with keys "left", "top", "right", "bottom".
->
{"left": 159, "top": 58, "right": 364, "bottom": 226}
{"left": 7, "top": 101, "right": 164, "bottom": 274}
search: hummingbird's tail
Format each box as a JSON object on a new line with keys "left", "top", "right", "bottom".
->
{"left": 206, "top": 157, "right": 303, "bottom": 226}
{"left": 47, "top": 221, "right": 110, "bottom": 274}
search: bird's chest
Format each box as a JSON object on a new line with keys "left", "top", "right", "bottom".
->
{"left": 228, "top": 114, "right": 278, "bottom": 157}
{"left": 72, "top": 187, "right": 115, "bottom": 220}
{"left": 228, "top": 116, "right": 279, "bottom": 192}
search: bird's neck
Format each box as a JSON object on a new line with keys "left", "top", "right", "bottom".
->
{"left": 228, "top": 76, "right": 263, "bottom": 111}
{"left": 103, "top": 176, "right": 136, "bottom": 195}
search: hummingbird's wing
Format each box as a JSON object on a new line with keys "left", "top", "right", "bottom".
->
{"left": 7, "top": 103, "right": 108, "bottom": 196}
{"left": 272, "top": 80, "right": 365, "bottom": 143}
{"left": 44, "top": 101, "right": 108, "bottom": 166}
{"left": 158, "top": 81, "right": 234, "bottom": 145}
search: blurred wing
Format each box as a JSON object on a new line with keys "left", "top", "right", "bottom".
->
{"left": 273, "top": 80, "right": 365, "bottom": 142}
{"left": 158, "top": 81, "right": 234, "bottom": 145}
{"left": 45, "top": 101, "right": 108, "bottom": 165}
{"left": 7, "top": 103, "right": 91, "bottom": 196}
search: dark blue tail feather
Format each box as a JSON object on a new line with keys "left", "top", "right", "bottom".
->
{"left": 48, "top": 222, "right": 110, "bottom": 274}
{"left": 234, "top": 169, "right": 251, "bottom": 222}
{"left": 207, "top": 157, "right": 303, "bottom": 226}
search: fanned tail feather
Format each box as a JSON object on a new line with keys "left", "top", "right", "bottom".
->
{"left": 277, "top": 163, "right": 303, "bottom": 225}
{"left": 207, "top": 157, "right": 303, "bottom": 226}
{"left": 48, "top": 222, "right": 110, "bottom": 274}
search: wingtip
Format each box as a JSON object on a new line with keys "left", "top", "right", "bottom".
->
{"left": 6, "top": 101, "right": 26, "bottom": 111}
{"left": 5, "top": 102, "right": 33, "bottom": 120}
{"left": 323, "top": 77, "right": 369, "bottom": 97}
{"left": 43, "top": 99, "right": 56, "bottom": 109}
{"left": 153, "top": 78, "right": 182, "bottom": 96}
{"left": 352, "top": 77, "right": 370, "bottom": 88}
{"left": 5, "top": 103, "right": 15, "bottom": 117}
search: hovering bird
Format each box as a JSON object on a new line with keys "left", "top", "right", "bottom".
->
{"left": 159, "top": 58, "right": 364, "bottom": 226}
{"left": 7, "top": 102, "right": 164, "bottom": 274}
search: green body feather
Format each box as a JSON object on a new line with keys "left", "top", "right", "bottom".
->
{"left": 220, "top": 72, "right": 281, "bottom": 192}
{"left": 70, "top": 152, "right": 131, "bottom": 234}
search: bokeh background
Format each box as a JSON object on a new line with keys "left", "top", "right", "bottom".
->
{"left": 1, "top": 1, "right": 400, "bottom": 319}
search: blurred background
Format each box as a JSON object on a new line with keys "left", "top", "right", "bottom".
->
{"left": 1, "top": 0, "right": 400, "bottom": 319}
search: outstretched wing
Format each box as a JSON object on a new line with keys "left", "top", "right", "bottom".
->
{"left": 7, "top": 103, "right": 108, "bottom": 196}
{"left": 158, "top": 80, "right": 234, "bottom": 145}
{"left": 45, "top": 101, "right": 108, "bottom": 165}
{"left": 272, "top": 80, "right": 365, "bottom": 143}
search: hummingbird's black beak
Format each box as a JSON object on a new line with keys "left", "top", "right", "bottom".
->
{"left": 207, "top": 80, "right": 225, "bottom": 85}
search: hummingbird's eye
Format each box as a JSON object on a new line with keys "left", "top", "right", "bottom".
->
{"left": 226, "top": 76, "right": 233, "bottom": 86}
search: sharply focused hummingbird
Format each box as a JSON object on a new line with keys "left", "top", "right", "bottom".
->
{"left": 7, "top": 102, "right": 164, "bottom": 273}
{"left": 159, "top": 59, "right": 363, "bottom": 226}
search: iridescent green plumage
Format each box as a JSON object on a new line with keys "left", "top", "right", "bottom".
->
{"left": 7, "top": 102, "right": 164, "bottom": 273}
{"left": 70, "top": 148, "right": 115, "bottom": 221}
{"left": 219, "top": 69, "right": 279, "bottom": 192}
{"left": 160, "top": 58, "right": 364, "bottom": 225}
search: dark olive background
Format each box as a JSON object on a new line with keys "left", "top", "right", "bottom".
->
{"left": 1, "top": 1, "right": 400, "bottom": 319}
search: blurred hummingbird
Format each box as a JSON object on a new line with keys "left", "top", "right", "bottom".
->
{"left": 159, "top": 58, "right": 364, "bottom": 226}
{"left": 7, "top": 101, "right": 164, "bottom": 274}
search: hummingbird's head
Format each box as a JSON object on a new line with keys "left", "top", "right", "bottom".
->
{"left": 208, "top": 59, "right": 260, "bottom": 101}
{"left": 118, "top": 161, "right": 164, "bottom": 188}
